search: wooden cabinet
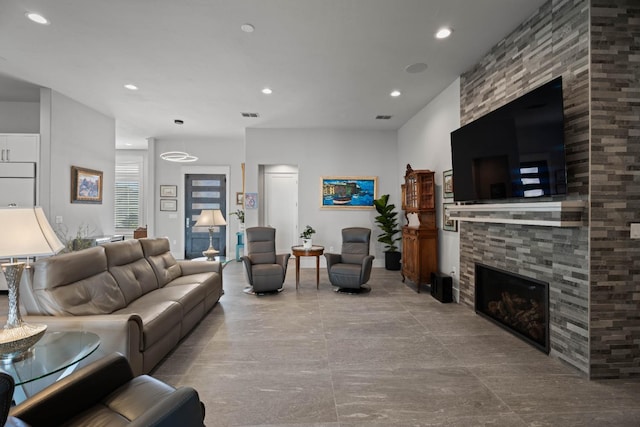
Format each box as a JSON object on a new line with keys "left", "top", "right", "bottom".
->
{"left": 401, "top": 164, "right": 438, "bottom": 292}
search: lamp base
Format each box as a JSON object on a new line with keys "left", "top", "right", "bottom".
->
{"left": 0, "top": 323, "right": 47, "bottom": 361}
{"left": 202, "top": 247, "right": 219, "bottom": 261}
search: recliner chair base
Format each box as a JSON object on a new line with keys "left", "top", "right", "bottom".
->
{"left": 334, "top": 284, "right": 371, "bottom": 294}
{"left": 243, "top": 286, "right": 283, "bottom": 296}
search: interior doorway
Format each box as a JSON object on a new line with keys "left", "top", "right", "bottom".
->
{"left": 184, "top": 174, "right": 227, "bottom": 259}
{"left": 263, "top": 165, "right": 298, "bottom": 254}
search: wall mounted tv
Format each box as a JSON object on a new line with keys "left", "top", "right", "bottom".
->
{"left": 450, "top": 76, "right": 566, "bottom": 203}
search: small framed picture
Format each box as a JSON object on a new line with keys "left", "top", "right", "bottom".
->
{"left": 71, "top": 166, "right": 103, "bottom": 204}
{"left": 236, "top": 192, "right": 244, "bottom": 206}
{"left": 443, "top": 203, "right": 458, "bottom": 232}
{"left": 443, "top": 169, "right": 454, "bottom": 199}
{"left": 160, "top": 185, "right": 177, "bottom": 198}
{"left": 160, "top": 199, "right": 177, "bottom": 211}
{"left": 245, "top": 193, "right": 258, "bottom": 209}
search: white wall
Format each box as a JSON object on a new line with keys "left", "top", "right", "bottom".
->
{"left": 40, "top": 88, "right": 116, "bottom": 241}
{"left": 245, "top": 128, "right": 398, "bottom": 267}
{"left": 0, "top": 101, "right": 39, "bottom": 132}
{"left": 153, "top": 137, "right": 244, "bottom": 259}
{"left": 398, "top": 78, "right": 461, "bottom": 299}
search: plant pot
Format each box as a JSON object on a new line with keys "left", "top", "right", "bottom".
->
{"left": 302, "top": 239, "right": 312, "bottom": 249}
{"left": 385, "top": 251, "right": 401, "bottom": 271}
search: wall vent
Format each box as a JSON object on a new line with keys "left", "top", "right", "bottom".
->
{"left": 376, "top": 115, "right": 392, "bottom": 120}
{"left": 241, "top": 112, "right": 260, "bottom": 118}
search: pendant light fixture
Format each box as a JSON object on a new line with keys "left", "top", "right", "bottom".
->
{"left": 159, "top": 120, "right": 199, "bottom": 162}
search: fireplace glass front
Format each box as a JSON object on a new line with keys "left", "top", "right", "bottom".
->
{"left": 475, "top": 263, "right": 549, "bottom": 353}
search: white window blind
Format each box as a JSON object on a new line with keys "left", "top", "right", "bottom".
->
{"left": 115, "top": 156, "right": 144, "bottom": 231}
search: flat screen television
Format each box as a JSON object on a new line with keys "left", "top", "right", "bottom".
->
{"left": 450, "top": 76, "right": 566, "bottom": 203}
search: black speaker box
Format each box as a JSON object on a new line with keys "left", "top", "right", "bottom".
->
{"left": 430, "top": 272, "right": 453, "bottom": 303}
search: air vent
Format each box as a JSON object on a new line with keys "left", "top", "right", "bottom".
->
{"left": 241, "top": 112, "right": 259, "bottom": 118}
{"left": 376, "top": 115, "right": 392, "bottom": 120}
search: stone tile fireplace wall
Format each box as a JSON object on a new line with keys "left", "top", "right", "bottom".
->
{"left": 458, "top": 0, "right": 640, "bottom": 379}
{"left": 458, "top": 0, "right": 591, "bottom": 375}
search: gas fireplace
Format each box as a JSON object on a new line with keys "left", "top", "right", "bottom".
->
{"left": 475, "top": 263, "right": 549, "bottom": 353}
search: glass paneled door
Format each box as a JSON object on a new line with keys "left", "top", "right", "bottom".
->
{"left": 185, "top": 174, "right": 227, "bottom": 259}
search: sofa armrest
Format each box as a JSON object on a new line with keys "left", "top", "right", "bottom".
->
{"left": 324, "top": 253, "right": 342, "bottom": 269}
{"left": 177, "top": 260, "right": 221, "bottom": 276}
{"left": 360, "top": 255, "right": 375, "bottom": 284}
{"left": 23, "top": 314, "right": 144, "bottom": 375}
{"left": 241, "top": 256, "right": 253, "bottom": 284}
{"left": 10, "top": 353, "right": 134, "bottom": 426}
{"left": 130, "top": 387, "right": 205, "bottom": 427}
{"left": 276, "top": 253, "right": 291, "bottom": 276}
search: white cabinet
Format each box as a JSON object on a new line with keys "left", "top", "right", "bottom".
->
{"left": 0, "top": 134, "right": 40, "bottom": 162}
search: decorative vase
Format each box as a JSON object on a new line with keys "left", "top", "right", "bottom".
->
{"left": 239, "top": 223, "right": 245, "bottom": 231}
{"left": 302, "top": 239, "right": 312, "bottom": 249}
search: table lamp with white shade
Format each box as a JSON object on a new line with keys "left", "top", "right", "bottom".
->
{"left": 194, "top": 209, "right": 226, "bottom": 261}
{"left": 0, "top": 207, "right": 65, "bottom": 360}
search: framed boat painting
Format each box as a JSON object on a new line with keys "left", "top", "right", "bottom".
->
{"left": 320, "top": 176, "right": 377, "bottom": 209}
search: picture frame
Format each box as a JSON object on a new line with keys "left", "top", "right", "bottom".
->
{"left": 320, "top": 176, "right": 377, "bottom": 209}
{"left": 236, "top": 192, "right": 244, "bottom": 206}
{"left": 160, "top": 199, "right": 177, "bottom": 212}
{"left": 245, "top": 193, "right": 258, "bottom": 210}
{"left": 443, "top": 169, "right": 454, "bottom": 199}
{"left": 443, "top": 202, "right": 458, "bottom": 232}
{"left": 160, "top": 185, "right": 177, "bottom": 198}
{"left": 70, "top": 166, "right": 103, "bottom": 204}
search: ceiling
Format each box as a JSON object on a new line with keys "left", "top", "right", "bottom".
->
{"left": 0, "top": 0, "right": 546, "bottom": 149}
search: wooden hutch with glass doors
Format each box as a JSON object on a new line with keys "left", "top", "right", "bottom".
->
{"left": 401, "top": 164, "right": 438, "bottom": 292}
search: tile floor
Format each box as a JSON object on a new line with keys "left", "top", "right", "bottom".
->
{"left": 146, "top": 261, "right": 640, "bottom": 427}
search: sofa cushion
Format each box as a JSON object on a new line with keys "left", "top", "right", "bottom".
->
{"left": 114, "top": 299, "right": 182, "bottom": 350}
{"left": 251, "top": 264, "right": 284, "bottom": 289}
{"left": 166, "top": 272, "right": 220, "bottom": 296}
{"left": 139, "top": 238, "right": 182, "bottom": 286}
{"left": 31, "top": 246, "right": 126, "bottom": 315}
{"left": 103, "top": 240, "right": 159, "bottom": 303}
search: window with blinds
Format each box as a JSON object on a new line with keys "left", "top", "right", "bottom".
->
{"left": 115, "top": 155, "right": 144, "bottom": 232}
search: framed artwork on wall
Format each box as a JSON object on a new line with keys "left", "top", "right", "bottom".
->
{"left": 320, "top": 176, "right": 377, "bottom": 209}
{"left": 160, "top": 185, "right": 177, "bottom": 198}
{"left": 236, "top": 192, "right": 244, "bottom": 206}
{"left": 160, "top": 199, "right": 177, "bottom": 211}
{"left": 71, "top": 166, "right": 103, "bottom": 204}
{"left": 245, "top": 193, "right": 258, "bottom": 209}
{"left": 443, "top": 169, "right": 454, "bottom": 199}
{"left": 443, "top": 202, "right": 458, "bottom": 232}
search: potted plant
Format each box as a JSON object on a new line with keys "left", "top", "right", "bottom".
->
{"left": 373, "top": 194, "right": 402, "bottom": 270}
{"left": 299, "top": 225, "right": 316, "bottom": 249}
{"left": 231, "top": 209, "right": 245, "bottom": 230}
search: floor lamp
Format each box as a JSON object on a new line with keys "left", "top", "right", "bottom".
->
{"left": 194, "top": 209, "right": 227, "bottom": 261}
{"left": 0, "top": 207, "right": 65, "bottom": 360}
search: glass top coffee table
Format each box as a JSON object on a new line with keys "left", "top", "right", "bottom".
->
{"left": 2, "top": 331, "right": 100, "bottom": 403}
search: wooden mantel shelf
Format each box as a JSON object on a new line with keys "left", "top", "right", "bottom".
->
{"left": 446, "top": 200, "right": 587, "bottom": 227}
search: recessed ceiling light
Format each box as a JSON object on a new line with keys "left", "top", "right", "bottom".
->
{"left": 26, "top": 12, "right": 49, "bottom": 25}
{"left": 435, "top": 27, "right": 453, "bottom": 39}
{"left": 124, "top": 84, "right": 138, "bottom": 91}
{"left": 241, "top": 23, "right": 255, "bottom": 33}
{"left": 261, "top": 88, "right": 273, "bottom": 95}
{"left": 390, "top": 90, "right": 402, "bottom": 97}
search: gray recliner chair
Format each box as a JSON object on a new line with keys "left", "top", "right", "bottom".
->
{"left": 6, "top": 352, "right": 205, "bottom": 427}
{"left": 325, "top": 227, "right": 375, "bottom": 293}
{"left": 241, "top": 227, "right": 291, "bottom": 294}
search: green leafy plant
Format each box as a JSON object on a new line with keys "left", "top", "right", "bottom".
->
{"left": 231, "top": 209, "right": 245, "bottom": 223}
{"left": 373, "top": 194, "right": 401, "bottom": 252}
{"left": 299, "top": 225, "right": 316, "bottom": 239}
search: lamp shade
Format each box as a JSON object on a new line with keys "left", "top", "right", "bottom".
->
{"left": 194, "top": 209, "right": 227, "bottom": 227}
{"left": 0, "top": 207, "right": 65, "bottom": 258}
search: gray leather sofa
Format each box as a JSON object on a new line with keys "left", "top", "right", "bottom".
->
{"left": 7, "top": 352, "right": 205, "bottom": 426}
{"left": 19, "top": 238, "right": 223, "bottom": 375}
